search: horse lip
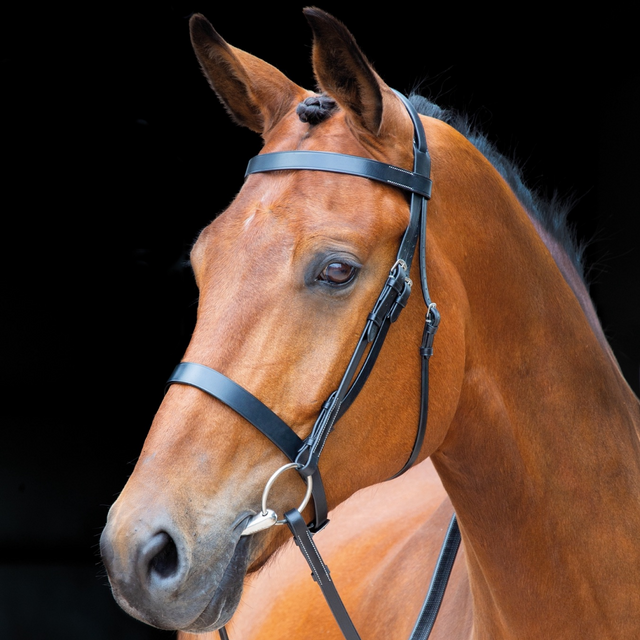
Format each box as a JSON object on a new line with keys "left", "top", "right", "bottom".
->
{"left": 183, "top": 534, "right": 254, "bottom": 632}
{"left": 233, "top": 510, "right": 255, "bottom": 530}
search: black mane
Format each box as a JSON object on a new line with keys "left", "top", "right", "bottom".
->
{"left": 409, "top": 94, "right": 586, "bottom": 283}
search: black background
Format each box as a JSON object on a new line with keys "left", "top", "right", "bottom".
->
{"left": 2, "top": 2, "right": 638, "bottom": 638}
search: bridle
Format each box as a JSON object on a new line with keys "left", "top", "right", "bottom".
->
{"left": 166, "top": 91, "right": 460, "bottom": 640}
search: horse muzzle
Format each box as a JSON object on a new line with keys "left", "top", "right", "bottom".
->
{"left": 99, "top": 500, "right": 253, "bottom": 631}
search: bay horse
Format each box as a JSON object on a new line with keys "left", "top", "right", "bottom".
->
{"left": 100, "top": 7, "right": 640, "bottom": 639}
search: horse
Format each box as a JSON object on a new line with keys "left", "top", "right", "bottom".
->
{"left": 100, "top": 7, "right": 640, "bottom": 639}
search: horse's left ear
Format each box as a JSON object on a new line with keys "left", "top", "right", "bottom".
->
{"left": 304, "top": 8, "right": 404, "bottom": 139}
{"left": 189, "top": 13, "right": 306, "bottom": 135}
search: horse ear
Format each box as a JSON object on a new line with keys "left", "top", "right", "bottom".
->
{"left": 189, "top": 14, "right": 306, "bottom": 134}
{"left": 304, "top": 8, "right": 390, "bottom": 136}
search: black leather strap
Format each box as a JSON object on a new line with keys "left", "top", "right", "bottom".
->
{"left": 291, "top": 93, "right": 433, "bottom": 480}
{"left": 337, "top": 318, "right": 392, "bottom": 419}
{"left": 294, "top": 259, "right": 408, "bottom": 478}
{"left": 285, "top": 508, "right": 362, "bottom": 640}
{"left": 246, "top": 151, "right": 432, "bottom": 198}
{"left": 166, "top": 362, "right": 329, "bottom": 531}
{"left": 168, "top": 363, "right": 301, "bottom": 458}
{"left": 389, "top": 305, "right": 441, "bottom": 479}
{"left": 391, "top": 90, "right": 431, "bottom": 281}
{"left": 408, "top": 514, "right": 461, "bottom": 640}
{"left": 218, "top": 512, "right": 461, "bottom": 640}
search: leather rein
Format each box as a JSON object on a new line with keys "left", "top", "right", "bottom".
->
{"left": 166, "top": 91, "right": 460, "bottom": 640}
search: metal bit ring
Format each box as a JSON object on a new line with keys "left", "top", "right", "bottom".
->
{"left": 262, "top": 462, "right": 313, "bottom": 524}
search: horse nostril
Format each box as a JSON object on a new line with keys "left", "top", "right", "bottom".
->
{"left": 147, "top": 532, "right": 179, "bottom": 580}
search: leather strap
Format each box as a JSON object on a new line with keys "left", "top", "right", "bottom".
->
{"left": 246, "top": 150, "right": 432, "bottom": 198}
{"left": 217, "top": 513, "right": 461, "bottom": 640}
{"left": 337, "top": 318, "right": 392, "bottom": 419}
{"left": 166, "top": 362, "right": 329, "bottom": 531}
{"left": 389, "top": 305, "right": 441, "bottom": 479}
{"left": 294, "top": 260, "right": 412, "bottom": 479}
{"left": 408, "top": 514, "right": 461, "bottom": 640}
{"left": 292, "top": 91, "right": 433, "bottom": 481}
{"left": 285, "top": 508, "right": 362, "bottom": 640}
{"left": 168, "top": 363, "right": 301, "bottom": 459}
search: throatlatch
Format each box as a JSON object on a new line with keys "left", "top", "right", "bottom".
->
{"left": 166, "top": 91, "right": 459, "bottom": 640}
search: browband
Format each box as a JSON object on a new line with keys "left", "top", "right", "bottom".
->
{"left": 246, "top": 151, "right": 432, "bottom": 198}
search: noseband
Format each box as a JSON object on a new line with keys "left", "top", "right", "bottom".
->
{"left": 166, "top": 91, "right": 459, "bottom": 640}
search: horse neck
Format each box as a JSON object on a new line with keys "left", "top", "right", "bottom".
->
{"left": 427, "top": 130, "right": 640, "bottom": 638}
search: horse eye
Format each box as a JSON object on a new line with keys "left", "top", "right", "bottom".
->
{"left": 317, "top": 262, "right": 357, "bottom": 286}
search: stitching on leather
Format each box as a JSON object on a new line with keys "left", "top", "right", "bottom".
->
{"left": 306, "top": 530, "right": 332, "bottom": 583}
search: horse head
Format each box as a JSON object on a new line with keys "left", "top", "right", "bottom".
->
{"left": 100, "top": 9, "right": 465, "bottom": 632}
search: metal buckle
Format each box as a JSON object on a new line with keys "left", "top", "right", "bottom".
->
{"left": 390, "top": 258, "right": 408, "bottom": 274}
{"left": 420, "top": 303, "right": 440, "bottom": 358}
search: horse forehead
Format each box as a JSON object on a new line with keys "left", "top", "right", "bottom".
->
{"left": 265, "top": 107, "right": 371, "bottom": 153}
{"left": 205, "top": 170, "right": 407, "bottom": 254}
{"left": 193, "top": 111, "right": 412, "bottom": 266}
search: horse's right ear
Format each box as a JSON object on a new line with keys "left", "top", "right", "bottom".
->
{"left": 189, "top": 14, "right": 306, "bottom": 135}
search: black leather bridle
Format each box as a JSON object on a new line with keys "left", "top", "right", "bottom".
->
{"left": 166, "top": 91, "right": 460, "bottom": 640}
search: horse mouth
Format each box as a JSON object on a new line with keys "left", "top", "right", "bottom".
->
{"left": 182, "top": 533, "right": 253, "bottom": 632}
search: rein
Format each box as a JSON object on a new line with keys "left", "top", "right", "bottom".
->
{"left": 167, "top": 91, "right": 460, "bottom": 640}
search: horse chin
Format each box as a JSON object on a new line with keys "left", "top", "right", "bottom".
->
{"left": 180, "top": 535, "right": 254, "bottom": 632}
